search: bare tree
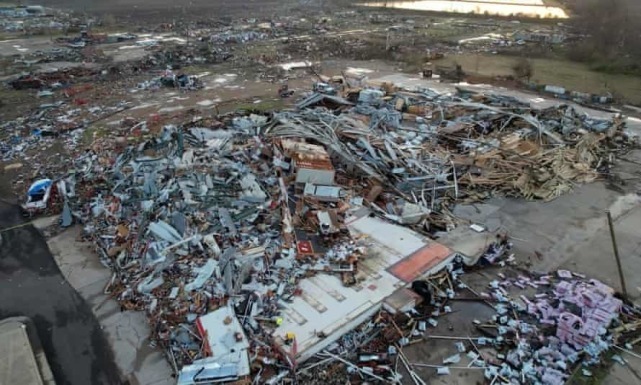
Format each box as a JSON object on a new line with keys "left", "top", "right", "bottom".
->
{"left": 571, "top": 0, "right": 641, "bottom": 59}
{"left": 102, "top": 14, "right": 116, "bottom": 28}
{"left": 453, "top": 63, "right": 465, "bottom": 82}
{"left": 512, "top": 58, "right": 534, "bottom": 82}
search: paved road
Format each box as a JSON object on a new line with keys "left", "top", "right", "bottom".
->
{"left": 0, "top": 202, "right": 122, "bottom": 385}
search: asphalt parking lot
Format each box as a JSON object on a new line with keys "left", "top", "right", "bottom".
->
{"left": 0, "top": 201, "right": 122, "bottom": 385}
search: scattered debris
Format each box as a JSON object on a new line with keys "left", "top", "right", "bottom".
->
{"left": 2, "top": 7, "right": 639, "bottom": 383}
{"left": 32, "top": 79, "right": 634, "bottom": 383}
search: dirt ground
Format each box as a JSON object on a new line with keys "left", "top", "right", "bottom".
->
{"left": 24, "top": 0, "right": 324, "bottom": 24}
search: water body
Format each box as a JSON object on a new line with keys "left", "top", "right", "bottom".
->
{"left": 362, "top": 0, "right": 568, "bottom": 19}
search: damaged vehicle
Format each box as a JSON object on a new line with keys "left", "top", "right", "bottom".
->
{"left": 21, "top": 178, "right": 72, "bottom": 218}
{"left": 22, "top": 178, "right": 57, "bottom": 215}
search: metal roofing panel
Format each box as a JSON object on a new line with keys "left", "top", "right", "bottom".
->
{"left": 274, "top": 214, "right": 444, "bottom": 362}
{"left": 296, "top": 92, "right": 353, "bottom": 109}
{"left": 313, "top": 185, "right": 342, "bottom": 198}
{"left": 387, "top": 242, "right": 453, "bottom": 283}
{"left": 195, "top": 306, "right": 250, "bottom": 377}
{"left": 274, "top": 269, "right": 401, "bottom": 361}
{"left": 346, "top": 214, "right": 427, "bottom": 256}
{"left": 273, "top": 212, "right": 456, "bottom": 363}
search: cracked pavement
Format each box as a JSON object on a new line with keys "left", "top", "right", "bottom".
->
{"left": 47, "top": 225, "right": 174, "bottom": 385}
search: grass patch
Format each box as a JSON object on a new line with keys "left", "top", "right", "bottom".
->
{"left": 180, "top": 64, "right": 218, "bottom": 74}
{"left": 0, "top": 32, "right": 18, "bottom": 41}
{"left": 81, "top": 124, "right": 110, "bottom": 145}
{"left": 398, "top": 51, "right": 427, "bottom": 73}
{"left": 230, "top": 98, "right": 286, "bottom": 113}
{"left": 0, "top": 88, "right": 37, "bottom": 120}
{"left": 591, "top": 62, "right": 641, "bottom": 78}
{"left": 434, "top": 53, "right": 641, "bottom": 105}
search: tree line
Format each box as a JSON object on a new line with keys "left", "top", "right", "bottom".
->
{"left": 567, "top": 0, "right": 641, "bottom": 74}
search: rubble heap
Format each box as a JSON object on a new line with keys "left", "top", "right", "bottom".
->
{"left": 66, "top": 123, "right": 368, "bottom": 377}
{"left": 481, "top": 271, "right": 625, "bottom": 384}
{"left": 20, "top": 81, "right": 637, "bottom": 383}
{"left": 137, "top": 68, "right": 204, "bottom": 91}
{"left": 264, "top": 86, "right": 634, "bottom": 231}
{"left": 293, "top": 244, "right": 641, "bottom": 385}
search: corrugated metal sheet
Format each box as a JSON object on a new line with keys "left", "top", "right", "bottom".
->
{"left": 177, "top": 359, "right": 239, "bottom": 385}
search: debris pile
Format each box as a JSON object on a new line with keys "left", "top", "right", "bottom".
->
{"left": 60, "top": 122, "right": 372, "bottom": 381}
{"left": 0, "top": 5, "right": 72, "bottom": 33}
{"left": 145, "top": 44, "right": 233, "bottom": 67}
{"left": 292, "top": 244, "right": 641, "bottom": 385}
{"left": 489, "top": 273, "right": 623, "bottom": 384}
{"left": 2, "top": 3, "right": 639, "bottom": 382}
{"left": 210, "top": 30, "right": 269, "bottom": 44}
{"left": 391, "top": 247, "right": 641, "bottom": 385}
{"left": 264, "top": 86, "right": 633, "bottom": 232}
{"left": 8, "top": 67, "right": 99, "bottom": 90}
{"left": 137, "top": 69, "right": 203, "bottom": 90}
{"left": 14, "top": 79, "right": 638, "bottom": 383}
{"left": 0, "top": 98, "right": 130, "bottom": 162}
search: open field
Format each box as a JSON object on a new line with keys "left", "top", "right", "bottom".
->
{"left": 22, "top": 0, "right": 312, "bottom": 23}
{"left": 436, "top": 53, "right": 641, "bottom": 105}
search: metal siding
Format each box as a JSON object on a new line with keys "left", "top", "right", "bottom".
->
{"left": 295, "top": 168, "right": 335, "bottom": 185}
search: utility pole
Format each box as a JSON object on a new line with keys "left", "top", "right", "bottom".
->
{"left": 606, "top": 210, "right": 628, "bottom": 298}
{"left": 386, "top": 30, "right": 391, "bottom": 51}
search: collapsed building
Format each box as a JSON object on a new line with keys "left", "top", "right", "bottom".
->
{"left": 22, "top": 78, "right": 638, "bottom": 384}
